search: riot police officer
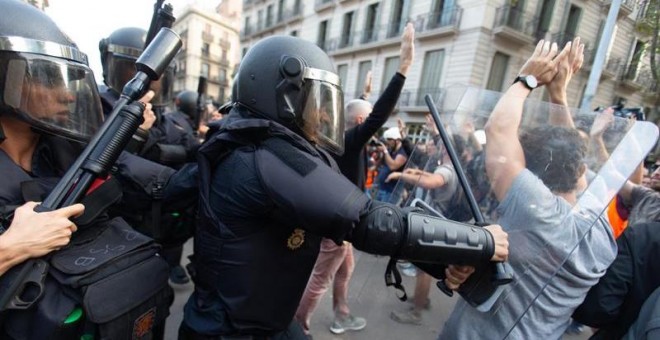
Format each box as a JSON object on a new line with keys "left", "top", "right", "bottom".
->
{"left": 0, "top": 1, "right": 174, "bottom": 338}
{"left": 180, "top": 35, "right": 509, "bottom": 339}
{"left": 99, "top": 27, "right": 198, "bottom": 284}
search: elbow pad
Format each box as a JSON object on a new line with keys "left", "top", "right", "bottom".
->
{"left": 351, "top": 201, "right": 495, "bottom": 267}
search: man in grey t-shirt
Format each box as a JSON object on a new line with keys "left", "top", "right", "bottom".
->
{"left": 441, "top": 38, "right": 617, "bottom": 339}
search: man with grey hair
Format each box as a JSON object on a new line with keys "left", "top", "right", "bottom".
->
{"left": 295, "top": 22, "right": 415, "bottom": 336}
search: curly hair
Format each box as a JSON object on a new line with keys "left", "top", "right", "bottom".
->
{"left": 520, "top": 126, "right": 586, "bottom": 193}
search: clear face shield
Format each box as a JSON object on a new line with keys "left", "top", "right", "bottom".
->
{"left": 106, "top": 52, "right": 173, "bottom": 109}
{"left": 297, "top": 67, "right": 345, "bottom": 155}
{"left": 385, "top": 87, "right": 658, "bottom": 337}
{"left": 2, "top": 52, "right": 103, "bottom": 142}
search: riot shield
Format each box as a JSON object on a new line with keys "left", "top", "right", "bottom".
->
{"left": 386, "top": 87, "right": 658, "bottom": 339}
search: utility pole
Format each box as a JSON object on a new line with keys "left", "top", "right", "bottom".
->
{"left": 580, "top": 0, "right": 621, "bottom": 110}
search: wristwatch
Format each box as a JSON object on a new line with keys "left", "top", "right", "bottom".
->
{"left": 513, "top": 75, "right": 538, "bottom": 90}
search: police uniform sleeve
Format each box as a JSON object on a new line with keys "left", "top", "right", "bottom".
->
{"left": 255, "top": 142, "right": 369, "bottom": 244}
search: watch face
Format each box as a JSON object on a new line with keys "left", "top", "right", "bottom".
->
{"left": 525, "top": 75, "right": 538, "bottom": 89}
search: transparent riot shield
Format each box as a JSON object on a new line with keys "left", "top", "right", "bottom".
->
{"left": 387, "top": 87, "right": 658, "bottom": 339}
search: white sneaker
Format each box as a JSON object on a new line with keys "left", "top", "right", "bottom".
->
{"left": 329, "top": 315, "right": 367, "bottom": 334}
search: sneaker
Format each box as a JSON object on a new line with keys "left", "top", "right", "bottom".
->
{"left": 401, "top": 266, "right": 417, "bottom": 277}
{"left": 329, "top": 315, "right": 366, "bottom": 334}
{"left": 390, "top": 309, "right": 422, "bottom": 325}
{"left": 169, "top": 265, "right": 190, "bottom": 284}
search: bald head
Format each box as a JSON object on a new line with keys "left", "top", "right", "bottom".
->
{"left": 345, "top": 99, "right": 373, "bottom": 129}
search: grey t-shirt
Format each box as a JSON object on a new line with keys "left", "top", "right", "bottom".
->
{"left": 431, "top": 164, "right": 458, "bottom": 214}
{"left": 440, "top": 169, "right": 617, "bottom": 339}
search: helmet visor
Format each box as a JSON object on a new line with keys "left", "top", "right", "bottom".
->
{"left": 299, "top": 68, "right": 344, "bottom": 155}
{"left": 3, "top": 53, "right": 103, "bottom": 141}
{"left": 106, "top": 54, "right": 137, "bottom": 94}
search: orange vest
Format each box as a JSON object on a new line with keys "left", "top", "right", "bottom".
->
{"left": 607, "top": 196, "right": 628, "bottom": 239}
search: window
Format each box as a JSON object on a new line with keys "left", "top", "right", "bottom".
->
{"left": 257, "top": 10, "right": 263, "bottom": 30}
{"left": 626, "top": 41, "right": 645, "bottom": 79}
{"left": 382, "top": 56, "right": 400, "bottom": 90}
{"left": 486, "top": 52, "right": 510, "bottom": 91}
{"left": 220, "top": 69, "right": 227, "bottom": 82}
{"left": 221, "top": 49, "right": 228, "bottom": 64}
{"left": 336, "top": 64, "right": 348, "bottom": 87}
{"left": 505, "top": 0, "right": 525, "bottom": 30}
{"left": 418, "top": 49, "right": 445, "bottom": 105}
{"left": 535, "top": 0, "right": 555, "bottom": 39}
{"left": 340, "top": 11, "right": 354, "bottom": 48}
{"left": 242, "top": 47, "right": 248, "bottom": 58}
{"left": 356, "top": 60, "right": 373, "bottom": 97}
{"left": 388, "top": 0, "right": 405, "bottom": 38}
{"left": 293, "top": 0, "right": 302, "bottom": 15}
{"left": 362, "top": 3, "right": 379, "bottom": 43}
{"left": 317, "top": 20, "right": 329, "bottom": 49}
{"left": 562, "top": 5, "right": 582, "bottom": 44}
{"left": 201, "top": 63, "right": 210, "bottom": 78}
{"left": 291, "top": 30, "right": 298, "bottom": 36}
{"left": 244, "top": 16, "right": 251, "bottom": 34}
{"left": 277, "top": 0, "right": 285, "bottom": 22}
{"left": 266, "top": 4, "right": 274, "bottom": 27}
{"left": 202, "top": 42, "right": 210, "bottom": 56}
{"left": 430, "top": 0, "right": 456, "bottom": 28}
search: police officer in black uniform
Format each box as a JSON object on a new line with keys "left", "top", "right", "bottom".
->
{"left": 0, "top": 1, "right": 176, "bottom": 338}
{"left": 99, "top": 27, "right": 199, "bottom": 284}
{"left": 170, "top": 90, "right": 198, "bottom": 136}
{"left": 180, "top": 35, "right": 509, "bottom": 339}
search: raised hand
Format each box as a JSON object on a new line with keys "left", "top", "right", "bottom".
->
{"left": 548, "top": 37, "right": 585, "bottom": 98}
{"left": 518, "top": 40, "right": 563, "bottom": 85}
{"left": 398, "top": 22, "right": 415, "bottom": 76}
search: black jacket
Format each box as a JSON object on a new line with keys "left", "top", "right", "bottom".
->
{"left": 335, "top": 72, "right": 405, "bottom": 188}
{"left": 573, "top": 221, "right": 660, "bottom": 339}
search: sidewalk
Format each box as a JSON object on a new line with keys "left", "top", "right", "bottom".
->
{"left": 164, "top": 240, "right": 591, "bottom": 340}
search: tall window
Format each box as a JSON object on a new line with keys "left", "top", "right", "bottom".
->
{"left": 201, "top": 63, "right": 210, "bottom": 78}
{"left": 340, "top": 11, "right": 354, "bottom": 48}
{"left": 266, "top": 5, "right": 274, "bottom": 27}
{"left": 430, "top": 0, "right": 456, "bottom": 28}
{"left": 362, "top": 3, "right": 379, "bottom": 43}
{"left": 388, "top": 0, "right": 405, "bottom": 38}
{"left": 356, "top": 61, "right": 373, "bottom": 97}
{"left": 220, "top": 69, "right": 227, "bottom": 82}
{"left": 486, "top": 52, "right": 510, "bottom": 91}
{"left": 506, "top": 0, "right": 525, "bottom": 30}
{"left": 201, "top": 42, "right": 210, "bottom": 56}
{"left": 562, "top": 5, "right": 582, "bottom": 43}
{"left": 293, "top": 0, "right": 302, "bottom": 15}
{"left": 382, "top": 56, "right": 400, "bottom": 90}
{"left": 535, "top": 0, "right": 555, "bottom": 39}
{"left": 336, "top": 64, "right": 348, "bottom": 87}
{"left": 244, "top": 16, "right": 251, "bottom": 34}
{"left": 418, "top": 50, "right": 445, "bottom": 105}
{"left": 257, "top": 10, "right": 263, "bottom": 30}
{"left": 317, "top": 20, "right": 329, "bottom": 49}
{"left": 626, "top": 41, "right": 645, "bottom": 79}
{"left": 277, "top": 0, "right": 285, "bottom": 22}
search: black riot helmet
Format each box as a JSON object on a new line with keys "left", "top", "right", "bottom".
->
{"left": 0, "top": 0, "right": 103, "bottom": 142}
{"left": 236, "top": 36, "right": 345, "bottom": 155}
{"left": 175, "top": 90, "right": 197, "bottom": 120}
{"left": 99, "top": 27, "right": 174, "bottom": 107}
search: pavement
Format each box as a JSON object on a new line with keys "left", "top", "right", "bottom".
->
{"left": 164, "top": 240, "right": 592, "bottom": 340}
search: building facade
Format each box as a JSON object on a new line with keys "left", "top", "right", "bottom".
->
{"left": 172, "top": 0, "right": 241, "bottom": 102}
{"left": 240, "top": 0, "right": 658, "bottom": 138}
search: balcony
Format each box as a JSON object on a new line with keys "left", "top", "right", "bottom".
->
{"left": 619, "top": 66, "right": 651, "bottom": 91}
{"left": 315, "top": 0, "right": 334, "bottom": 12}
{"left": 398, "top": 87, "right": 444, "bottom": 109}
{"left": 492, "top": 5, "right": 538, "bottom": 46}
{"left": 603, "top": 0, "right": 636, "bottom": 18}
{"left": 209, "top": 76, "right": 229, "bottom": 86}
{"left": 219, "top": 38, "right": 231, "bottom": 50}
{"left": 202, "top": 31, "right": 214, "bottom": 43}
{"left": 602, "top": 57, "right": 623, "bottom": 79}
{"left": 414, "top": 7, "right": 462, "bottom": 41}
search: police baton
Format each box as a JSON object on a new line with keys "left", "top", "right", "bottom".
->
{"left": 424, "top": 94, "right": 513, "bottom": 297}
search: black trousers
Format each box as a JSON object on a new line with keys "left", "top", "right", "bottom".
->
{"left": 178, "top": 320, "right": 308, "bottom": 340}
